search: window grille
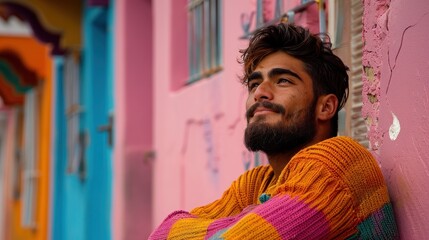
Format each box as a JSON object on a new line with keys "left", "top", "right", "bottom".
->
{"left": 64, "top": 55, "right": 82, "bottom": 174}
{"left": 188, "top": 0, "right": 222, "bottom": 83}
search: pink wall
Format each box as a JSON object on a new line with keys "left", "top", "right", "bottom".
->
{"left": 114, "top": 0, "right": 153, "bottom": 239}
{"left": 363, "top": 0, "right": 429, "bottom": 238}
{"left": 153, "top": 0, "right": 247, "bottom": 226}
{"left": 152, "top": 0, "right": 321, "bottom": 228}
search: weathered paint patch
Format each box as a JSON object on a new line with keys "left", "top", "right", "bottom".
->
{"left": 367, "top": 93, "right": 378, "bottom": 104}
{"left": 364, "top": 66, "right": 375, "bottom": 82}
{"left": 362, "top": 0, "right": 391, "bottom": 152}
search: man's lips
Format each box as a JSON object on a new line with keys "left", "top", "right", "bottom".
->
{"left": 252, "top": 107, "right": 277, "bottom": 117}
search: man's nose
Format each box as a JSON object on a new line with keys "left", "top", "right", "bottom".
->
{"left": 254, "top": 81, "right": 273, "bottom": 102}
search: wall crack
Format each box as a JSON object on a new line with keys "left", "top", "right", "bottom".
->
{"left": 386, "top": 12, "right": 429, "bottom": 94}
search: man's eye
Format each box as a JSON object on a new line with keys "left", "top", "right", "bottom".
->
{"left": 278, "top": 78, "right": 292, "bottom": 84}
{"left": 247, "top": 81, "right": 259, "bottom": 91}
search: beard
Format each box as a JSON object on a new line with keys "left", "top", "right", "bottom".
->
{"left": 244, "top": 101, "right": 317, "bottom": 155}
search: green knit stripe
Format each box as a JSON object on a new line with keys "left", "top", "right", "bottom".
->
{"left": 347, "top": 203, "right": 398, "bottom": 240}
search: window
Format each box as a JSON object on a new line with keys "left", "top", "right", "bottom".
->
{"left": 188, "top": 0, "right": 222, "bottom": 83}
{"left": 21, "top": 87, "right": 39, "bottom": 228}
{"left": 64, "top": 55, "right": 85, "bottom": 178}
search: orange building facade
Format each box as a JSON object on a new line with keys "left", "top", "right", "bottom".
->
{"left": 0, "top": 36, "right": 52, "bottom": 240}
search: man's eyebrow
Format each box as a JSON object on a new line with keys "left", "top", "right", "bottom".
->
{"left": 247, "top": 71, "right": 263, "bottom": 82}
{"left": 268, "top": 68, "right": 302, "bottom": 81}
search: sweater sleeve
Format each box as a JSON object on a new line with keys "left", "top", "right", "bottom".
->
{"left": 190, "top": 165, "right": 273, "bottom": 219}
{"left": 149, "top": 160, "right": 356, "bottom": 239}
{"left": 149, "top": 166, "right": 273, "bottom": 239}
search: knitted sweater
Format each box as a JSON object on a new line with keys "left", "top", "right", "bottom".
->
{"left": 150, "top": 137, "right": 398, "bottom": 239}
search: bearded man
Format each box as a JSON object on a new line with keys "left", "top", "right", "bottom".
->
{"left": 150, "top": 23, "right": 398, "bottom": 240}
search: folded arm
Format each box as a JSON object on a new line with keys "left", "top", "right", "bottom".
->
{"left": 150, "top": 160, "right": 356, "bottom": 239}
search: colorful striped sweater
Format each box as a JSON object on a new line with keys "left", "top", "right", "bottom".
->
{"left": 150, "top": 137, "right": 398, "bottom": 239}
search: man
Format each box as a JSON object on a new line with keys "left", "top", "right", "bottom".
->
{"left": 150, "top": 24, "right": 398, "bottom": 239}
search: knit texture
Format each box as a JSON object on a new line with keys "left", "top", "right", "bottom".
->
{"left": 149, "top": 137, "right": 398, "bottom": 239}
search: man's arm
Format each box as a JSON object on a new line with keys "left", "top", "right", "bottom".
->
{"left": 150, "top": 159, "right": 356, "bottom": 239}
{"left": 190, "top": 165, "right": 273, "bottom": 219}
{"left": 149, "top": 166, "right": 273, "bottom": 239}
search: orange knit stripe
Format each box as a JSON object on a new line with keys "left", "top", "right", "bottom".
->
{"left": 190, "top": 189, "right": 241, "bottom": 219}
{"left": 168, "top": 218, "right": 213, "bottom": 239}
{"left": 237, "top": 165, "right": 274, "bottom": 206}
{"left": 190, "top": 165, "right": 273, "bottom": 219}
{"left": 221, "top": 213, "right": 281, "bottom": 239}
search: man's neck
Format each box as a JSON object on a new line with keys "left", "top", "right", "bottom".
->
{"left": 267, "top": 150, "right": 300, "bottom": 178}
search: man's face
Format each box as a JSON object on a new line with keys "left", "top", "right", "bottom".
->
{"left": 244, "top": 51, "right": 317, "bottom": 155}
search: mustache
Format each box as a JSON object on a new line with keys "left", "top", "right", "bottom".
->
{"left": 246, "top": 101, "right": 286, "bottom": 120}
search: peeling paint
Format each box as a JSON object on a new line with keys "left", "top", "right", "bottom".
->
{"left": 388, "top": 112, "right": 400, "bottom": 140}
{"left": 367, "top": 93, "right": 378, "bottom": 104}
{"left": 362, "top": 0, "right": 390, "bottom": 152}
{"left": 364, "top": 66, "right": 375, "bottom": 82}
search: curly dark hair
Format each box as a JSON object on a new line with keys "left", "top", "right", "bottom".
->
{"left": 240, "top": 23, "right": 349, "bottom": 136}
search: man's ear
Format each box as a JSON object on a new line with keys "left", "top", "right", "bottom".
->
{"left": 316, "top": 94, "right": 338, "bottom": 121}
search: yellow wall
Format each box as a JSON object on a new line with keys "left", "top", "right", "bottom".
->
{"left": 0, "top": 36, "right": 51, "bottom": 240}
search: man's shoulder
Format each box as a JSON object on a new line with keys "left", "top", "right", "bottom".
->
{"left": 303, "top": 136, "right": 371, "bottom": 158}
{"left": 242, "top": 165, "right": 273, "bottom": 176}
{"left": 319, "top": 136, "right": 366, "bottom": 148}
{"left": 290, "top": 136, "right": 379, "bottom": 180}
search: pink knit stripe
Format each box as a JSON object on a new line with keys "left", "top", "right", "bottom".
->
{"left": 149, "top": 210, "right": 196, "bottom": 239}
{"left": 252, "top": 195, "right": 330, "bottom": 239}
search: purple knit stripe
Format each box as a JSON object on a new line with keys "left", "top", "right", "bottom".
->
{"left": 252, "top": 195, "right": 330, "bottom": 239}
{"left": 149, "top": 210, "right": 196, "bottom": 239}
{"left": 373, "top": 206, "right": 385, "bottom": 236}
{"left": 205, "top": 205, "right": 258, "bottom": 239}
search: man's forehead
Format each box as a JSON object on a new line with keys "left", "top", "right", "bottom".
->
{"left": 252, "top": 51, "right": 304, "bottom": 71}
